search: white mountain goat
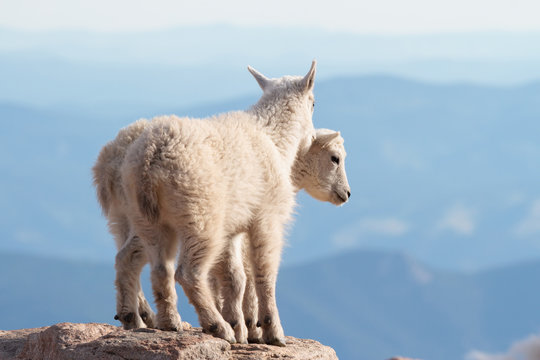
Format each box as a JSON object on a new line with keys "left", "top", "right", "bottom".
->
{"left": 212, "top": 128, "right": 350, "bottom": 343}
{"left": 94, "top": 124, "right": 350, "bottom": 343}
{"left": 115, "top": 62, "right": 318, "bottom": 345}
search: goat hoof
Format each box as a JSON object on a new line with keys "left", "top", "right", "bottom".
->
{"left": 116, "top": 312, "right": 144, "bottom": 330}
{"left": 119, "top": 313, "right": 146, "bottom": 330}
{"left": 266, "top": 337, "right": 286, "bottom": 347}
{"left": 158, "top": 325, "right": 182, "bottom": 332}
{"left": 230, "top": 320, "right": 248, "bottom": 344}
{"left": 156, "top": 313, "right": 182, "bottom": 332}
{"left": 204, "top": 322, "right": 236, "bottom": 344}
{"left": 247, "top": 325, "right": 262, "bottom": 342}
{"left": 140, "top": 311, "right": 157, "bottom": 328}
{"left": 159, "top": 325, "right": 180, "bottom": 332}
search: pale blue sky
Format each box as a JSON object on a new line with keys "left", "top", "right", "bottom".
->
{"left": 1, "top": 0, "right": 540, "bottom": 34}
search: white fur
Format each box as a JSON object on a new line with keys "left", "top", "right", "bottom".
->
{"left": 96, "top": 63, "right": 318, "bottom": 345}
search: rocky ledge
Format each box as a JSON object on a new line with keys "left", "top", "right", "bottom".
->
{"left": 0, "top": 322, "right": 338, "bottom": 360}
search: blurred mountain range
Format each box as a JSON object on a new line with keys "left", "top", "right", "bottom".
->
{"left": 2, "top": 249, "right": 539, "bottom": 360}
{"left": 2, "top": 27, "right": 540, "bottom": 110}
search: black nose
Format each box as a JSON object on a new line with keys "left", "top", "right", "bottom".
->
{"left": 347, "top": 190, "right": 351, "bottom": 199}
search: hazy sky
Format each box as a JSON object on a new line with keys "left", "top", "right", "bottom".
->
{"left": 2, "top": 0, "right": 540, "bottom": 34}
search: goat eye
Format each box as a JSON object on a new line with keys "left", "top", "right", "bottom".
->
{"left": 331, "top": 156, "right": 340, "bottom": 165}
{"left": 312, "top": 101, "right": 315, "bottom": 110}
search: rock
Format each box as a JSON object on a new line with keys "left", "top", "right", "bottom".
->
{"left": 0, "top": 327, "right": 48, "bottom": 360}
{"left": 0, "top": 322, "right": 338, "bottom": 360}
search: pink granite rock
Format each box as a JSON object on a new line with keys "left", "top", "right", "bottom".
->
{"left": 0, "top": 322, "right": 338, "bottom": 360}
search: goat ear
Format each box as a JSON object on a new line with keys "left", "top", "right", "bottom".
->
{"left": 315, "top": 131, "right": 340, "bottom": 147}
{"left": 300, "top": 60, "right": 317, "bottom": 92}
{"left": 247, "top": 66, "right": 269, "bottom": 90}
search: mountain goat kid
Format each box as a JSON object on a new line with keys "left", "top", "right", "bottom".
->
{"left": 214, "top": 128, "right": 350, "bottom": 343}
{"left": 114, "top": 62, "right": 318, "bottom": 345}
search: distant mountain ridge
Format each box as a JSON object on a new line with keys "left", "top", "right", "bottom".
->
{"left": 4, "top": 27, "right": 540, "bottom": 63}
{"left": 2, "top": 249, "right": 540, "bottom": 360}
{"left": 3, "top": 27, "right": 540, "bottom": 109}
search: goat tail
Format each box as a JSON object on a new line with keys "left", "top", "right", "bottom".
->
{"left": 92, "top": 147, "right": 116, "bottom": 217}
{"left": 93, "top": 119, "right": 150, "bottom": 218}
